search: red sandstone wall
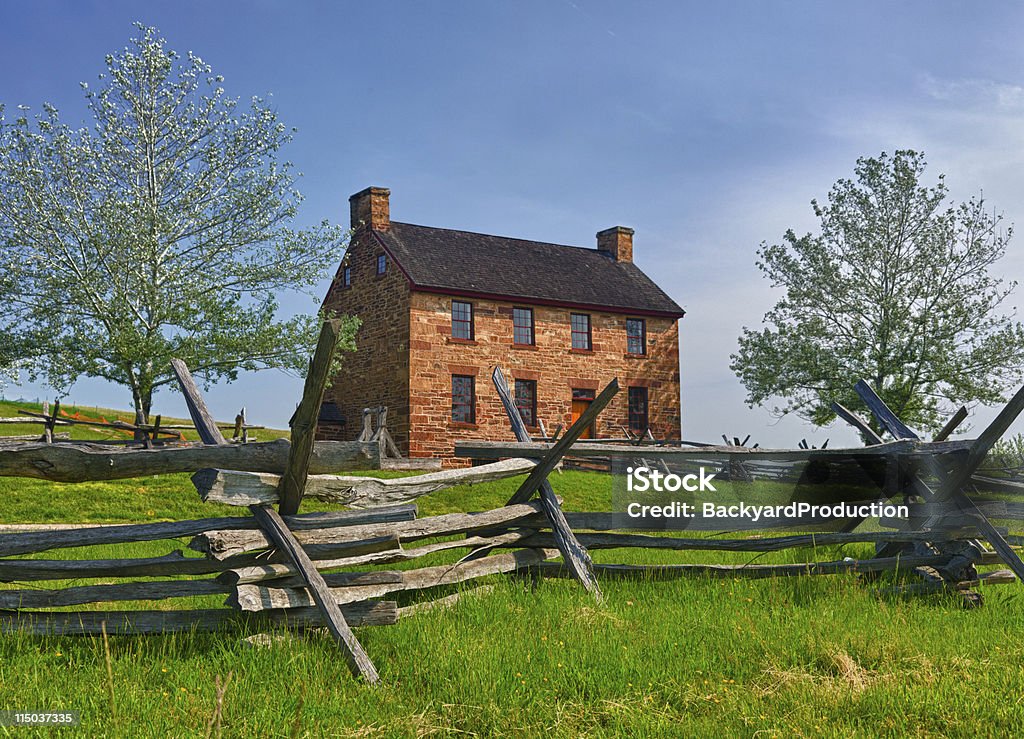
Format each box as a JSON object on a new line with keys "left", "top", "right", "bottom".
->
{"left": 406, "top": 292, "right": 681, "bottom": 464}
{"left": 318, "top": 231, "right": 412, "bottom": 450}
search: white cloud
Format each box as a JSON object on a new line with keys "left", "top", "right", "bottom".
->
{"left": 668, "top": 75, "right": 1024, "bottom": 447}
{"left": 920, "top": 74, "right": 1024, "bottom": 110}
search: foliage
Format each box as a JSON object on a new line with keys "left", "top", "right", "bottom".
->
{"left": 0, "top": 294, "right": 19, "bottom": 389}
{"left": 986, "top": 433, "right": 1024, "bottom": 472}
{"left": 732, "top": 150, "right": 1024, "bottom": 433}
{"left": 0, "top": 24, "right": 355, "bottom": 421}
{"left": 0, "top": 359, "right": 19, "bottom": 391}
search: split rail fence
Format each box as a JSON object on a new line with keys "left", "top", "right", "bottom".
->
{"left": 0, "top": 322, "right": 590, "bottom": 683}
{"left": 1, "top": 319, "right": 1023, "bottom": 682}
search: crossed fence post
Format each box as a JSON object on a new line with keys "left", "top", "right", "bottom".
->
{"left": 835, "top": 379, "right": 1024, "bottom": 587}
{"left": 171, "top": 321, "right": 381, "bottom": 684}
{"left": 486, "top": 366, "right": 618, "bottom": 601}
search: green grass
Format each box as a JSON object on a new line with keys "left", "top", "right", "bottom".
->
{"left": 0, "top": 467, "right": 1022, "bottom": 737}
{"left": 0, "top": 398, "right": 288, "bottom": 443}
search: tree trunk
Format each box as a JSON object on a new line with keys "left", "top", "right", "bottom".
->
{"left": 142, "top": 387, "right": 153, "bottom": 425}
{"left": 131, "top": 384, "right": 150, "bottom": 439}
{"left": 130, "top": 377, "right": 155, "bottom": 426}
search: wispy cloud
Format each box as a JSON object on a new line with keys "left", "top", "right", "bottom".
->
{"left": 822, "top": 72, "right": 1024, "bottom": 205}
{"left": 920, "top": 74, "right": 1024, "bottom": 110}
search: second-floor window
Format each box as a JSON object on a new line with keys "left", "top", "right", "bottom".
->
{"left": 377, "top": 254, "right": 387, "bottom": 275}
{"left": 452, "top": 375, "right": 475, "bottom": 423}
{"left": 343, "top": 266, "right": 351, "bottom": 288}
{"left": 571, "top": 313, "right": 591, "bottom": 350}
{"left": 626, "top": 318, "right": 646, "bottom": 355}
{"left": 452, "top": 300, "right": 474, "bottom": 340}
{"left": 513, "top": 307, "right": 534, "bottom": 345}
{"left": 514, "top": 379, "right": 537, "bottom": 426}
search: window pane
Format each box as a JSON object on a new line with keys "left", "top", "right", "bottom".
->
{"left": 628, "top": 387, "right": 648, "bottom": 433}
{"left": 377, "top": 254, "right": 387, "bottom": 274}
{"left": 513, "top": 307, "right": 534, "bottom": 345}
{"left": 452, "top": 301, "right": 473, "bottom": 340}
{"left": 343, "top": 267, "right": 351, "bottom": 287}
{"left": 571, "top": 313, "right": 591, "bottom": 350}
{"left": 452, "top": 375, "right": 475, "bottom": 423}
{"left": 514, "top": 379, "right": 536, "bottom": 426}
{"left": 626, "top": 318, "right": 646, "bottom": 355}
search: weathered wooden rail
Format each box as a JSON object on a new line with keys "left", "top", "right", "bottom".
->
{"left": 2, "top": 329, "right": 1022, "bottom": 683}
{"left": 455, "top": 377, "right": 1024, "bottom": 607}
{"left": 192, "top": 457, "right": 535, "bottom": 508}
{"left": 456, "top": 437, "right": 975, "bottom": 461}
{"left": 0, "top": 438, "right": 381, "bottom": 481}
{"left": 0, "top": 329, "right": 564, "bottom": 685}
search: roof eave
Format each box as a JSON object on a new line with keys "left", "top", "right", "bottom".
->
{"left": 370, "top": 230, "right": 416, "bottom": 287}
{"left": 409, "top": 284, "right": 685, "bottom": 319}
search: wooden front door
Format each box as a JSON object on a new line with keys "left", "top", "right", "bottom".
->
{"left": 571, "top": 389, "right": 596, "bottom": 439}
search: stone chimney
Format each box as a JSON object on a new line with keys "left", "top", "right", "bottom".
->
{"left": 597, "top": 226, "right": 633, "bottom": 263}
{"left": 349, "top": 186, "right": 390, "bottom": 231}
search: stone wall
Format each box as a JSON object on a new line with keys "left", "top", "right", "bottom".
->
{"left": 407, "top": 291, "right": 681, "bottom": 464}
{"left": 318, "top": 229, "right": 412, "bottom": 449}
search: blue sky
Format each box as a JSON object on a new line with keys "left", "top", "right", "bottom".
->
{"left": 4, "top": 1, "right": 1024, "bottom": 445}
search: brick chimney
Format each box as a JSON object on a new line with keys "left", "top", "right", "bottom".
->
{"left": 349, "top": 186, "right": 390, "bottom": 231}
{"left": 597, "top": 226, "right": 633, "bottom": 263}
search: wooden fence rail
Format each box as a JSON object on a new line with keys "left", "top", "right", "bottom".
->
{"left": 1, "top": 348, "right": 1022, "bottom": 683}
{"left": 0, "top": 438, "right": 380, "bottom": 481}
{"left": 192, "top": 457, "right": 536, "bottom": 508}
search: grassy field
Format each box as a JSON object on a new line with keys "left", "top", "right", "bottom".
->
{"left": 0, "top": 470, "right": 1022, "bottom": 738}
{"left": 0, "top": 399, "right": 288, "bottom": 443}
{"left": 0, "top": 409, "right": 1023, "bottom": 736}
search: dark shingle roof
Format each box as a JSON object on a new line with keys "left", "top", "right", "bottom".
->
{"left": 374, "top": 222, "right": 684, "bottom": 317}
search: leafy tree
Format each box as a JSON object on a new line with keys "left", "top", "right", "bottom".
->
{"left": 0, "top": 356, "right": 17, "bottom": 392}
{"left": 0, "top": 24, "right": 356, "bottom": 423}
{"left": 0, "top": 273, "right": 16, "bottom": 390}
{"left": 732, "top": 150, "right": 1024, "bottom": 434}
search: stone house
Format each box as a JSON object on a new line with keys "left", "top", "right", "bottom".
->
{"left": 317, "top": 186, "right": 685, "bottom": 464}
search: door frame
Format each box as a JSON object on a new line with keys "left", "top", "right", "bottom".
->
{"left": 571, "top": 388, "right": 597, "bottom": 439}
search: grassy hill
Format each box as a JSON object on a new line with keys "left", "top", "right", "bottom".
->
{"left": 0, "top": 398, "right": 288, "bottom": 443}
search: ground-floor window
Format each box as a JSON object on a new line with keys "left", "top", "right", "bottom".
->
{"left": 452, "top": 375, "right": 475, "bottom": 423}
{"left": 515, "top": 379, "right": 537, "bottom": 426}
{"left": 628, "top": 386, "right": 648, "bottom": 434}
